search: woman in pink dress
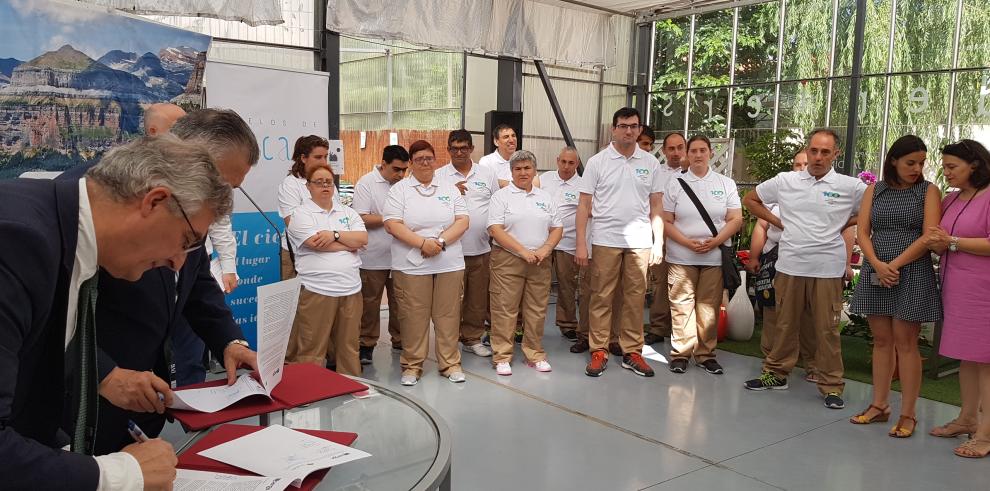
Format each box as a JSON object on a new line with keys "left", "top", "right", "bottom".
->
{"left": 925, "top": 139, "right": 990, "bottom": 458}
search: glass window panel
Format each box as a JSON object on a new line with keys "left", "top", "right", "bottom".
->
{"left": 886, "top": 73, "right": 951, "bottom": 170}
{"left": 950, "top": 70, "right": 990, "bottom": 143}
{"left": 735, "top": 2, "right": 781, "bottom": 84}
{"left": 781, "top": 0, "right": 833, "bottom": 80}
{"left": 652, "top": 17, "right": 692, "bottom": 91}
{"left": 687, "top": 88, "right": 729, "bottom": 137}
{"left": 958, "top": 0, "right": 990, "bottom": 69}
{"left": 861, "top": 0, "right": 892, "bottom": 75}
{"left": 833, "top": 0, "right": 857, "bottom": 77}
{"left": 691, "top": 10, "right": 733, "bottom": 88}
{"left": 731, "top": 84, "right": 777, "bottom": 151}
{"left": 829, "top": 76, "right": 886, "bottom": 174}
{"left": 890, "top": 0, "right": 955, "bottom": 72}
{"left": 650, "top": 91, "right": 687, "bottom": 135}
{"left": 778, "top": 80, "right": 828, "bottom": 133}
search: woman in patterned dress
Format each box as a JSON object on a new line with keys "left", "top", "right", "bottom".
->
{"left": 849, "top": 135, "right": 942, "bottom": 438}
{"left": 925, "top": 140, "right": 990, "bottom": 458}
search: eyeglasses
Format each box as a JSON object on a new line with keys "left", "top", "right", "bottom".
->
{"left": 448, "top": 146, "right": 473, "bottom": 154}
{"left": 412, "top": 156, "right": 436, "bottom": 165}
{"left": 615, "top": 123, "right": 642, "bottom": 131}
{"left": 308, "top": 178, "right": 335, "bottom": 188}
{"left": 171, "top": 196, "right": 206, "bottom": 253}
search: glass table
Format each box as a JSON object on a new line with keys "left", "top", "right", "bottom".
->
{"left": 175, "top": 377, "right": 452, "bottom": 490}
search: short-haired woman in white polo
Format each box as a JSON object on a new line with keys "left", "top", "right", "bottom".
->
{"left": 662, "top": 134, "right": 743, "bottom": 375}
{"left": 286, "top": 165, "right": 368, "bottom": 375}
{"left": 487, "top": 150, "right": 563, "bottom": 375}
{"left": 384, "top": 140, "right": 470, "bottom": 386}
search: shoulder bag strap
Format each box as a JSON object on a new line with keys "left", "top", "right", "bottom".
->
{"left": 677, "top": 178, "right": 718, "bottom": 238}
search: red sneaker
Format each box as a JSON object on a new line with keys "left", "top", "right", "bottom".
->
{"left": 585, "top": 350, "right": 608, "bottom": 377}
{"left": 622, "top": 352, "right": 655, "bottom": 377}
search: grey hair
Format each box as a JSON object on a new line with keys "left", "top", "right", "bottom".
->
{"left": 86, "top": 134, "right": 233, "bottom": 217}
{"left": 509, "top": 149, "right": 537, "bottom": 169}
{"left": 170, "top": 108, "right": 259, "bottom": 167}
{"left": 807, "top": 128, "right": 842, "bottom": 148}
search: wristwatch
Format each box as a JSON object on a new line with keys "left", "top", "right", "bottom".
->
{"left": 226, "top": 339, "right": 250, "bottom": 350}
{"left": 333, "top": 230, "right": 341, "bottom": 242}
{"left": 437, "top": 237, "right": 447, "bottom": 251}
{"left": 949, "top": 236, "right": 960, "bottom": 252}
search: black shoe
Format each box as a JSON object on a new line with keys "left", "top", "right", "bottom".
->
{"left": 391, "top": 342, "right": 403, "bottom": 352}
{"left": 644, "top": 333, "right": 664, "bottom": 345}
{"left": 668, "top": 358, "right": 688, "bottom": 373}
{"left": 608, "top": 342, "right": 622, "bottom": 357}
{"left": 696, "top": 359, "right": 724, "bottom": 375}
{"left": 359, "top": 346, "right": 374, "bottom": 365}
{"left": 744, "top": 372, "right": 788, "bottom": 391}
{"left": 824, "top": 392, "right": 845, "bottom": 409}
{"left": 562, "top": 330, "right": 578, "bottom": 342}
{"left": 570, "top": 338, "right": 590, "bottom": 353}
{"left": 514, "top": 330, "right": 523, "bottom": 343}
{"left": 481, "top": 332, "right": 491, "bottom": 347}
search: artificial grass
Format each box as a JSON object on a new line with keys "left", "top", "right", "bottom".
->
{"left": 716, "top": 324, "right": 962, "bottom": 407}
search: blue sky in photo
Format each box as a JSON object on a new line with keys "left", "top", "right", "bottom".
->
{"left": 0, "top": 0, "right": 209, "bottom": 62}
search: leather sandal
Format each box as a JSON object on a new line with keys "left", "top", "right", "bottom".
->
{"left": 954, "top": 439, "right": 990, "bottom": 458}
{"left": 930, "top": 420, "right": 977, "bottom": 438}
{"left": 849, "top": 404, "right": 891, "bottom": 424}
{"left": 888, "top": 415, "right": 917, "bottom": 438}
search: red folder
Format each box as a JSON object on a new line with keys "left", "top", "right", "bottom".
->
{"left": 169, "top": 364, "right": 368, "bottom": 431}
{"left": 178, "top": 424, "right": 358, "bottom": 491}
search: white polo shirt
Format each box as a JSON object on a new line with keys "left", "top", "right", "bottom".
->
{"left": 438, "top": 162, "right": 500, "bottom": 256}
{"left": 383, "top": 176, "right": 468, "bottom": 275}
{"left": 277, "top": 174, "right": 308, "bottom": 250}
{"left": 287, "top": 199, "right": 365, "bottom": 297}
{"left": 579, "top": 143, "right": 668, "bottom": 249}
{"left": 539, "top": 170, "right": 583, "bottom": 253}
{"left": 479, "top": 150, "right": 512, "bottom": 182}
{"left": 488, "top": 183, "right": 562, "bottom": 252}
{"left": 352, "top": 168, "right": 395, "bottom": 270}
{"left": 755, "top": 168, "right": 866, "bottom": 278}
{"left": 663, "top": 168, "right": 741, "bottom": 266}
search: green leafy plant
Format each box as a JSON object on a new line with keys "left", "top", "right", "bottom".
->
{"left": 742, "top": 129, "right": 804, "bottom": 182}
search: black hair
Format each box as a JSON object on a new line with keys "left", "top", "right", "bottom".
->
{"left": 493, "top": 124, "right": 515, "bottom": 142}
{"left": 942, "top": 139, "right": 990, "bottom": 190}
{"left": 382, "top": 144, "right": 409, "bottom": 164}
{"left": 448, "top": 129, "right": 474, "bottom": 147}
{"left": 807, "top": 128, "right": 842, "bottom": 148}
{"left": 882, "top": 135, "right": 927, "bottom": 186}
{"left": 612, "top": 107, "right": 641, "bottom": 127}
{"left": 639, "top": 125, "right": 656, "bottom": 142}
{"left": 686, "top": 134, "right": 712, "bottom": 151}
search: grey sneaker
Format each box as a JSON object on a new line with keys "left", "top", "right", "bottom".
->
{"left": 824, "top": 392, "right": 845, "bottom": 409}
{"left": 744, "top": 372, "right": 788, "bottom": 390}
{"left": 448, "top": 371, "right": 466, "bottom": 383}
{"left": 400, "top": 374, "right": 419, "bottom": 386}
{"left": 463, "top": 343, "right": 493, "bottom": 357}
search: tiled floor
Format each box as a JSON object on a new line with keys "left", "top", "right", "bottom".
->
{"left": 166, "top": 307, "right": 990, "bottom": 490}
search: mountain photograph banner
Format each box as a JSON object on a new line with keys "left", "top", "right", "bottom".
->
{"left": 0, "top": 0, "right": 211, "bottom": 179}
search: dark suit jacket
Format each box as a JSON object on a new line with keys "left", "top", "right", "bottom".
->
{"left": 0, "top": 178, "right": 100, "bottom": 489}
{"left": 58, "top": 165, "right": 244, "bottom": 454}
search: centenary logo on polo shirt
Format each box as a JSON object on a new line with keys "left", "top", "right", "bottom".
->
{"left": 563, "top": 191, "right": 577, "bottom": 203}
{"left": 338, "top": 216, "right": 351, "bottom": 227}
{"left": 472, "top": 181, "right": 489, "bottom": 191}
{"left": 711, "top": 190, "right": 725, "bottom": 200}
{"left": 634, "top": 168, "right": 651, "bottom": 182}
{"left": 437, "top": 195, "right": 452, "bottom": 206}
{"left": 535, "top": 201, "right": 550, "bottom": 213}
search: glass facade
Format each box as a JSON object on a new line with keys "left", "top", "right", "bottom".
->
{"left": 648, "top": 0, "right": 990, "bottom": 177}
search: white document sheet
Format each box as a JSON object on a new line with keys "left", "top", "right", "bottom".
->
{"left": 174, "top": 469, "right": 293, "bottom": 491}
{"left": 169, "top": 278, "right": 301, "bottom": 413}
{"left": 198, "top": 424, "right": 372, "bottom": 487}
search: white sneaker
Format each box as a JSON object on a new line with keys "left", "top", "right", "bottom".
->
{"left": 464, "top": 343, "right": 493, "bottom": 357}
{"left": 400, "top": 374, "right": 419, "bottom": 386}
{"left": 529, "top": 360, "right": 552, "bottom": 372}
{"left": 495, "top": 362, "right": 512, "bottom": 376}
{"left": 447, "top": 371, "right": 466, "bottom": 383}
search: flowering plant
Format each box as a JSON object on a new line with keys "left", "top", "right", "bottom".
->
{"left": 857, "top": 170, "right": 877, "bottom": 185}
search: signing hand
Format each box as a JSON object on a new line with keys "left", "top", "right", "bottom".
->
{"left": 221, "top": 273, "right": 238, "bottom": 293}
{"left": 99, "top": 367, "right": 172, "bottom": 413}
{"left": 223, "top": 343, "right": 259, "bottom": 385}
{"left": 122, "top": 439, "right": 177, "bottom": 491}
{"left": 420, "top": 238, "right": 443, "bottom": 258}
